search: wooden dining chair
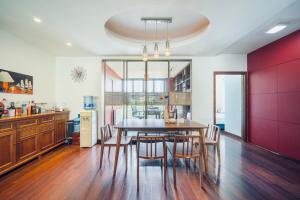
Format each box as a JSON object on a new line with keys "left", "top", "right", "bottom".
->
{"left": 136, "top": 132, "right": 167, "bottom": 191}
{"left": 99, "top": 124, "right": 132, "bottom": 171}
{"left": 167, "top": 134, "right": 204, "bottom": 188}
{"left": 204, "top": 124, "right": 221, "bottom": 165}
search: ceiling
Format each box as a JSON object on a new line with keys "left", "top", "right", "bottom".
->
{"left": 0, "top": 0, "right": 299, "bottom": 56}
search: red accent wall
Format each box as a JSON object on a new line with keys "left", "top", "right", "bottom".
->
{"left": 248, "top": 30, "right": 300, "bottom": 160}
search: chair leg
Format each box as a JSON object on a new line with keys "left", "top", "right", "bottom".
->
{"left": 198, "top": 156, "right": 203, "bottom": 188}
{"left": 108, "top": 146, "right": 111, "bottom": 158}
{"left": 137, "top": 156, "right": 140, "bottom": 191}
{"left": 173, "top": 157, "right": 177, "bottom": 187}
{"left": 125, "top": 146, "right": 128, "bottom": 171}
{"left": 217, "top": 144, "right": 221, "bottom": 166}
{"left": 164, "top": 147, "right": 167, "bottom": 189}
{"left": 99, "top": 145, "right": 105, "bottom": 169}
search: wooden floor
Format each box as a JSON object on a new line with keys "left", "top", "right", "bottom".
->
{"left": 0, "top": 135, "right": 299, "bottom": 200}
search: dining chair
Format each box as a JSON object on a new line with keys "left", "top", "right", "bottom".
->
{"left": 136, "top": 132, "right": 167, "bottom": 191}
{"left": 167, "top": 134, "right": 204, "bottom": 188}
{"left": 99, "top": 124, "right": 132, "bottom": 171}
{"left": 204, "top": 124, "right": 221, "bottom": 165}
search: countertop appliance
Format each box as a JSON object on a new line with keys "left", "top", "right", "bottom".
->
{"left": 80, "top": 110, "right": 97, "bottom": 147}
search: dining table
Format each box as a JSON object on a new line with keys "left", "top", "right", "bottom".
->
{"left": 113, "top": 119, "right": 208, "bottom": 177}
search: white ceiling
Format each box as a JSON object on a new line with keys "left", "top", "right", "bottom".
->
{"left": 0, "top": 0, "right": 299, "bottom": 56}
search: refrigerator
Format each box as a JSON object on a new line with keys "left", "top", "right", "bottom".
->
{"left": 80, "top": 110, "right": 98, "bottom": 147}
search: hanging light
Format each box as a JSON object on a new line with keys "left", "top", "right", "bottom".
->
{"left": 143, "top": 45, "right": 148, "bottom": 61}
{"left": 142, "top": 21, "right": 148, "bottom": 62}
{"left": 153, "top": 20, "right": 159, "bottom": 58}
{"left": 154, "top": 42, "right": 159, "bottom": 58}
{"left": 165, "top": 21, "right": 171, "bottom": 56}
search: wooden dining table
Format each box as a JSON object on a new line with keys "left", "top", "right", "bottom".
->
{"left": 113, "top": 119, "right": 208, "bottom": 177}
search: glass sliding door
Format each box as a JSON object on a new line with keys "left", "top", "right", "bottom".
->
{"left": 103, "top": 59, "right": 192, "bottom": 125}
{"left": 126, "top": 61, "right": 146, "bottom": 119}
{"left": 146, "top": 61, "right": 169, "bottom": 119}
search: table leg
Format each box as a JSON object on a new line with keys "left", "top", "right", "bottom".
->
{"left": 113, "top": 128, "right": 122, "bottom": 177}
{"left": 199, "top": 129, "right": 208, "bottom": 173}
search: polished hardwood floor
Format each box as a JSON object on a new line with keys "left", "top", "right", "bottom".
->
{"left": 0, "top": 134, "right": 299, "bottom": 200}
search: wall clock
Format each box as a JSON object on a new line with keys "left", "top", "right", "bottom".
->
{"left": 71, "top": 66, "right": 87, "bottom": 83}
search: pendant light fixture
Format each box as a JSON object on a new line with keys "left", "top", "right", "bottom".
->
{"left": 140, "top": 17, "right": 172, "bottom": 60}
{"left": 142, "top": 21, "right": 148, "bottom": 62}
{"left": 165, "top": 21, "right": 170, "bottom": 56}
{"left": 153, "top": 20, "right": 159, "bottom": 58}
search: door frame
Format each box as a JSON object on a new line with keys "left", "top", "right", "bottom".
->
{"left": 213, "top": 71, "right": 248, "bottom": 141}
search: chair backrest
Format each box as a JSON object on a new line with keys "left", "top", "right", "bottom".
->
{"left": 173, "top": 135, "right": 202, "bottom": 159}
{"left": 137, "top": 132, "right": 166, "bottom": 159}
{"left": 100, "top": 124, "right": 112, "bottom": 144}
{"left": 205, "top": 124, "right": 221, "bottom": 143}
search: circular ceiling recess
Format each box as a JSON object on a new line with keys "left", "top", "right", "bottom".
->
{"left": 104, "top": 7, "right": 210, "bottom": 47}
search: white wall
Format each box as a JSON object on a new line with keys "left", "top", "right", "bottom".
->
{"left": 224, "top": 75, "right": 242, "bottom": 136}
{"left": 191, "top": 54, "right": 247, "bottom": 124}
{"left": 55, "top": 54, "right": 247, "bottom": 125}
{"left": 0, "top": 29, "right": 56, "bottom": 104}
{"left": 55, "top": 57, "right": 102, "bottom": 119}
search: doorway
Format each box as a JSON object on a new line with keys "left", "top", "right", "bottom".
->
{"left": 213, "top": 72, "right": 247, "bottom": 141}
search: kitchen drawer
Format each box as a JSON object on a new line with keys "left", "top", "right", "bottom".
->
{"left": 39, "top": 115, "right": 54, "bottom": 124}
{"left": 0, "top": 122, "right": 16, "bottom": 133}
{"left": 18, "top": 126, "right": 37, "bottom": 140}
{"left": 55, "top": 114, "right": 68, "bottom": 121}
{"left": 17, "top": 119, "right": 38, "bottom": 129}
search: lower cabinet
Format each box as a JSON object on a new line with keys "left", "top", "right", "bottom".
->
{"left": 0, "top": 111, "right": 69, "bottom": 176}
{"left": 55, "top": 120, "right": 66, "bottom": 143}
{"left": 17, "top": 135, "right": 38, "bottom": 161}
{"left": 0, "top": 130, "right": 16, "bottom": 171}
{"left": 39, "top": 130, "right": 55, "bottom": 151}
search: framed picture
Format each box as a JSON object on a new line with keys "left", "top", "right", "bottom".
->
{"left": 0, "top": 69, "right": 33, "bottom": 95}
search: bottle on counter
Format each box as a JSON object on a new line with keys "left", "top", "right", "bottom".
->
{"left": 27, "top": 101, "right": 32, "bottom": 115}
{"left": 31, "top": 101, "right": 36, "bottom": 114}
{"left": 21, "top": 102, "right": 27, "bottom": 115}
{"left": 15, "top": 101, "right": 22, "bottom": 116}
{"left": 8, "top": 102, "right": 16, "bottom": 117}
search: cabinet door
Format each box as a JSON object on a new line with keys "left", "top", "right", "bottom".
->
{"left": 39, "top": 130, "right": 55, "bottom": 151}
{"left": 55, "top": 120, "right": 66, "bottom": 143}
{"left": 17, "top": 135, "right": 38, "bottom": 161}
{"left": 0, "top": 130, "right": 16, "bottom": 172}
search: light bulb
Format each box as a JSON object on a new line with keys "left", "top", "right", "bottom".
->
{"left": 165, "top": 40, "right": 170, "bottom": 56}
{"left": 142, "top": 45, "right": 148, "bottom": 61}
{"left": 154, "top": 42, "right": 159, "bottom": 58}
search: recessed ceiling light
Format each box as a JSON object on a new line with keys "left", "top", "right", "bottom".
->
{"left": 66, "top": 42, "right": 72, "bottom": 47}
{"left": 33, "top": 17, "right": 42, "bottom": 23}
{"left": 265, "top": 24, "right": 287, "bottom": 34}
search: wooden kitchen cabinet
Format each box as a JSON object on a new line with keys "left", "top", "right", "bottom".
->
{"left": 0, "top": 130, "right": 16, "bottom": 172}
{"left": 0, "top": 111, "right": 69, "bottom": 176}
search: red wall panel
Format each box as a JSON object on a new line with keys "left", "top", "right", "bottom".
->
{"left": 248, "top": 30, "right": 300, "bottom": 160}
{"left": 249, "top": 67, "right": 277, "bottom": 94}
{"left": 250, "top": 94, "right": 277, "bottom": 120}
{"left": 278, "top": 122, "right": 300, "bottom": 159}
{"left": 278, "top": 92, "right": 300, "bottom": 124}
{"left": 277, "top": 59, "right": 300, "bottom": 92}
{"left": 249, "top": 119, "right": 278, "bottom": 152}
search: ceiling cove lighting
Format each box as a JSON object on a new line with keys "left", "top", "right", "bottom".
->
{"left": 265, "top": 24, "right": 287, "bottom": 34}
{"left": 33, "top": 17, "right": 42, "bottom": 23}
